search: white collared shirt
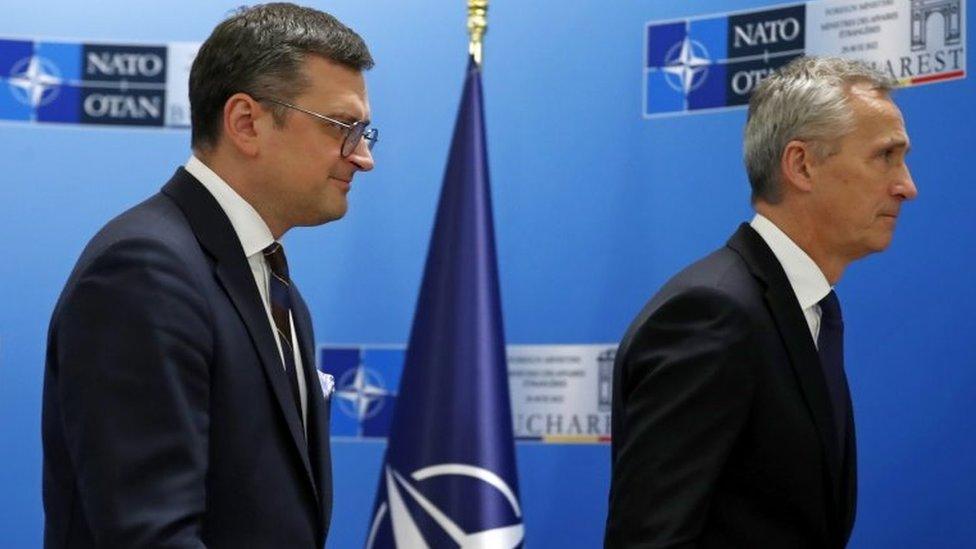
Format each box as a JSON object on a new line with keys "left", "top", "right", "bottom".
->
{"left": 750, "top": 214, "right": 833, "bottom": 347}
{"left": 185, "top": 155, "right": 308, "bottom": 425}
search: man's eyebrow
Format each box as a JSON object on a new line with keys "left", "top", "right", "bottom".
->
{"left": 881, "top": 136, "right": 910, "bottom": 153}
{"left": 326, "top": 112, "right": 370, "bottom": 125}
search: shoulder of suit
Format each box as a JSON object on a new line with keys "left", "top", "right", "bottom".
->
{"left": 62, "top": 191, "right": 209, "bottom": 292}
{"left": 80, "top": 192, "right": 197, "bottom": 258}
{"left": 620, "top": 246, "right": 761, "bottom": 345}
{"left": 658, "top": 246, "right": 758, "bottom": 304}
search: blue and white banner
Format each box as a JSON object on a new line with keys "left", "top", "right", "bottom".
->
{"left": 644, "top": 0, "right": 966, "bottom": 117}
{"left": 320, "top": 343, "right": 616, "bottom": 443}
{"left": 0, "top": 37, "right": 197, "bottom": 127}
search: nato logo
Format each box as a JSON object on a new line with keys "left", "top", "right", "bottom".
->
{"left": 1, "top": 40, "right": 81, "bottom": 123}
{"left": 8, "top": 55, "right": 62, "bottom": 108}
{"left": 644, "top": 4, "right": 804, "bottom": 117}
{"left": 319, "top": 346, "right": 402, "bottom": 438}
{"left": 1, "top": 38, "right": 168, "bottom": 126}
{"left": 368, "top": 463, "right": 524, "bottom": 548}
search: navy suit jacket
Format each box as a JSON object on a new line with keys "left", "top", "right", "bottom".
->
{"left": 605, "top": 224, "right": 856, "bottom": 548}
{"left": 43, "top": 168, "right": 333, "bottom": 548}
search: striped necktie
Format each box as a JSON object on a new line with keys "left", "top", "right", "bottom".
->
{"left": 263, "top": 242, "right": 303, "bottom": 425}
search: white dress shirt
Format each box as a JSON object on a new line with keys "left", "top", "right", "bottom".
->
{"left": 185, "top": 155, "right": 308, "bottom": 425}
{"left": 750, "top": 214, "right": 833, "bottom": 347}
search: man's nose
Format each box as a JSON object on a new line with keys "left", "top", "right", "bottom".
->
{"left": 349, "top": 139, "right": 375, "bottom": 172}
{"left": 894, "top": 165, "right": 918, "bottom": 201}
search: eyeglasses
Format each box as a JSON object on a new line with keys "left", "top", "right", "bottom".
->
{"left": 259, "top": 97, "right": 378, "bottom": 158}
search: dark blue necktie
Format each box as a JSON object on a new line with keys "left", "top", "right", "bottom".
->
{"left": 818, "top": 290, "right": 849, "bottom": 452}
{"left": 263, "top": 242, "right": 303, "bottom": 427}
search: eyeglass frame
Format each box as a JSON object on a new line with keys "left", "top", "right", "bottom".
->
{"left": 256, "top": 96, "right": 378, "bottom": 158}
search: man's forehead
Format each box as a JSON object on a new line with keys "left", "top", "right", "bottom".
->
{"left": 848, "top": 86, "right": 905, "bottom": 127}
{"left": 847, "top": 80, "right": 888, "bottom": 99}
{"left": 300, "top": 57, "right": 370, "bottom": 116}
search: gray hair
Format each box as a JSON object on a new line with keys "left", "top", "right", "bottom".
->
{"left": 190, "top": 2, "right": 374, "bottom": 149}
{"left": 743, "top": 56, "right": 896, "bottom": 203}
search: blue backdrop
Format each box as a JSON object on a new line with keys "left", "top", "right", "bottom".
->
{"left": 1, "top": 1, "right": 973, "bottom": 547}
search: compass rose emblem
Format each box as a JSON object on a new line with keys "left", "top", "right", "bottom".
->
{"left": 662, "top": 38, "right": 711, "bottom": 94}
{"left": 368, "top": 463, "right": 524, "bottom": 548}
{"left": 8, "top": 55, "right": 63, "bottom": 108}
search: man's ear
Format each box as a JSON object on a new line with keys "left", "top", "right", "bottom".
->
{"left": 221, "top": 93, "right": 264, "bottom": 157}
{"left": 779, "top": 139, "right": 816, "bottom": 193}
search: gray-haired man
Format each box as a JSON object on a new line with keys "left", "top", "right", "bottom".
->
{"left": 43, "top": 4, "right": 375, "bottom": 547}
{"left": 605, "top": 56, "right": 917, "bottom": 548}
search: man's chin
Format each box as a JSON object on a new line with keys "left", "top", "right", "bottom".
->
{"left": 865, "top": 232, "right": 895, "bottom": 254}
{"left": 296, "top": 206, "right": 348, "bottom": 228}
{"left": 324, "top": 203, "right": 349, "bottom": 223}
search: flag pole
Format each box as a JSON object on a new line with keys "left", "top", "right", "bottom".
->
{"left": 467, "top": 0, "right": 488, "bottom": 66}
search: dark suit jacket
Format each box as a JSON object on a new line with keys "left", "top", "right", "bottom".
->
{"left": 605, "top": 224, "right": 856, "bottom": 548}
{"left": 43, "top": 168, "right": 333, "bottom": 548}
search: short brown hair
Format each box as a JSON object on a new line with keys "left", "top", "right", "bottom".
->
{"left": 189, "top": 2, "right": 374, "bottom": 149}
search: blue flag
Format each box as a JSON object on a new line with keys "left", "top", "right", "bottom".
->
{"left": 365, "top": 58, "right": 523, "bottom": 548}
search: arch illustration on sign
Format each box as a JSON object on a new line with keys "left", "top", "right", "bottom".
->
{"left": 912, "top": 0, "right": 962, "bottom": 51}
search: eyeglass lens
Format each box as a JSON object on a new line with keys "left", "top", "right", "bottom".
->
{"left": 341, "top": 123, "right": 376, "bottom": 157}
{"left": 341, "top": 126, "right": 357, "bottom": 157}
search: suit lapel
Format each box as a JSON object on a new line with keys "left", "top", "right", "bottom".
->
{"left": 727, "top": 224, "right": 844, "bottom": 490}
{"left": 841, "top": 402, "right": 858, "bottom": 541}
{"left": 291, "top": 286, "right": 333, "bottom": 535}
{"left": 161, "top": 168, "right": 317, "bottom": 498}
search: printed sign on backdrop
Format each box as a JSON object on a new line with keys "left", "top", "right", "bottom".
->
{"left": 507, "top": 345, "right": 614, "bottom": 442}
{"left": 320, "top": 344, "right": 616, "bottom": 444}
{"left": 0, "top": 37, "right": 197, "bottom": 127}
{"left": 644, "top": 0, "right": 967, "bottom": 117}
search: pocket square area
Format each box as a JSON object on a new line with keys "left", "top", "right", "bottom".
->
{"left": 317, "top": 371, "right": 335, "bottom": 399}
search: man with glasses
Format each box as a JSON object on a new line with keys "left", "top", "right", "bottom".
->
{"left": 43, "top": 4, "right": 374, "bottom": 547}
